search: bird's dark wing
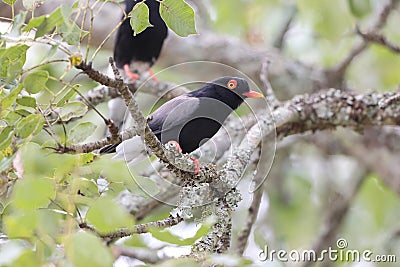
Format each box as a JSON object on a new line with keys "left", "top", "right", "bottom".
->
{"left": 149, "top": 95, "right": 200, "bottom": 137}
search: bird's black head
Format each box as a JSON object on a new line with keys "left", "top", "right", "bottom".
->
{"left": 195, "top": 76, "right": 264, "bottom": 110}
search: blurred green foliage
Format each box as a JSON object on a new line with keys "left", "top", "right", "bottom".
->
{"left": 0, "top": 0, "right": 399, "bottom": 266}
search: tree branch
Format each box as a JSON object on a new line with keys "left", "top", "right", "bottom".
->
{"left": 277, "top": 90, "right": 400, "bottom": 139}
{"left": 356, "top": 27, "right": 400, "bottom": 54}
{"left": 273, "top": 4, "right": 297, "bottom": 50}
{"left": 72, "top": 59, "right": 204, "bottom": 177}
{"left": 80, "top": 215, "right": 183, "bottom": 239}
{"left": 260, "top": 59, "right": 280, "bottom": 109}
{"left": 113, "top": 246, "right": 169, "bottom": 264}
{"left": 235, "top": 187, "right": 263, "bottom": 255}
{"left": 321, "top": 0, "right": 398, "bottom": 88}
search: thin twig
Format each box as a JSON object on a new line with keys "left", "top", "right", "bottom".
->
{"left": 80, "top": 215, "right": 183, "bottom": 239}
{"left": 235, "top": 135, "right": 274, "bottom": 255}
{"left": 273, "top": 4, "right": 297, "bottom": 49}
{"left": 322, "top": 0, "right": 398, "bottom": 88}
{"left": 235, "top": 187, "right": 263, "bottom": 255}
{"left": 260, "top": 59, "right": 280, "bottom": 109}
{"left": 356, "top": 26, "right": 400, "bottom": 54}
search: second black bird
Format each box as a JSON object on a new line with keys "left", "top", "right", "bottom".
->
{"left": 108, "top": 0, "right": 168, "bottom": 133}
{"left": 114, "top": 0, "right": 168, "bottom": 81}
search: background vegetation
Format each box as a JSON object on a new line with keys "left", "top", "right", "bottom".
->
{"left": 0, "top": 0, "right": 399, "bottom": 266}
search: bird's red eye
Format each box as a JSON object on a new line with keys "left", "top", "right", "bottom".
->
{"left": 227, "top": 79, "right": 237, "bottom": 89}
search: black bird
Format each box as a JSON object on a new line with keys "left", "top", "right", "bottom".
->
{"left": 101, "top": 77, "right": 263, "bottom": 172}
{"left": 108, "top": 0, "right": 168, "bottom": 133}
{"left": 114, "top": 0, "right": 168, "bottom": 81}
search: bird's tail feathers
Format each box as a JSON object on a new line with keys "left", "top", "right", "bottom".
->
{"left": 113, "top": 136, "right": 147, "bottom": 165}
{"left": 99, "top": 143, "right": 118, "bottom": 154}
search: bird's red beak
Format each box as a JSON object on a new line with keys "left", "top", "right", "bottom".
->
{"left": 242, "top": 91, "right": 264, "bottom": 98}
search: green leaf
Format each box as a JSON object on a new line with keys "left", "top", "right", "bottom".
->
{"left": 79, "top": 152, "right": 96, "bottom": 164}
{"left": 149, "top": 217, "right": 214, "bottom": 245}
{"left": 348, "top": 0, "right": 372, "bottom": 18}
{"left": 14, "top": 109, "right": 31, "bottom": 117}
{"left": 0, "top": 126, "right": 13, "bottom": 150}
{"left": 86, "top": 197, "right": 135, "bottom": 233}
{"left": 22, "top": 143, "right": 80, "bottom": 178}
{"left": 58, "top": 102, "right": 88, "bottom": 121}
{"left": 10, "top": 11, "right": 28, "bottom": 35}
{"left": 59, "top": 21, "right": 86, "bottom": 45}
{"left": 68, "top": 122, "right": 97, "bottom": 143}
{"left": 152, "top": 258, "right": 201, "bottom": 267}
{"left": 83, "top": 157, "right": 139, "bottom": 194}
{"left": 22, "top": 6, "right": 64, "bottom": 38}
{"left": 159, "top": 0, "right": 197, "bottom": 37}
{"left": 1, "top": 84, "right": 23, "bottom": 110}
{"left": 4, "top": 210, "right": 62, "bottom": 239}
{"left": 12, "top": 177, "right": 56, "bottom": 211}
{"left": 22, "top": 16, "right": 46, "bottom": 32}
{"left": 59, "top": 2, "right": 72, "bottom": 18}
{"left": 65, "top": 232, "right": 114, "bottom": 267}
{"left": 16, "top": 96, "right": 36, "bottom": 108}
{"left": 11, "top": 250, "right": 40, "bottom": 267}
{"left": 3, "top": 111, "right": 21, "bottom": 125}
{"left": 129, "top": 2, "right": 152, "bottom": 36}
{"left": 55, "top": 86, "right": 78, "bottom": 107}
{"left": 15, "top": 114, "right": 44, "bottom": 138}
{"left": 210, "top": 254, "right": 252, "bottom": 267}
{"left": 2, "top": 0, "right": 17, "bottom": 5}
{"left": 86, "top": 157, "right": 131, "bottom": 183}
{"left": 23, "top": 70, "right": 49, "bottom": 94}
{"left": 47, "top": 44, "right": 59, "bottom": 59}
{"left": 72, "top": 178, "right": 99, "bottom": 198}
{"left": 0, "top": 45, "right": 29, "bottom": 81}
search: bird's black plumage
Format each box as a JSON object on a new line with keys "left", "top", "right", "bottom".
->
{"left": 100, "top": 77, "right": 263, "bottom": 155}
{"left": 114, "top": 0, "right": 168, "bottom": 71}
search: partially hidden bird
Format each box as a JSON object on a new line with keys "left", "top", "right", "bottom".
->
{"left": 108, "top": 0, "right": 168, "bottom": 132}
{"left": 100, "top": 77, "right": 264, "bottom": 173}
{"left": 114, "top": 0, "right": 168, "bottom": 82}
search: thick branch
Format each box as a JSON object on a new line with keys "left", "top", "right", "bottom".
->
{"left": 120, "top": 114, "right": 258, "bottom": 219}
{"left": 277, "top": 90, "right": 400, "bottom": 139}
{"left": 194, "top": 89, "right": 400, "bottom": 253}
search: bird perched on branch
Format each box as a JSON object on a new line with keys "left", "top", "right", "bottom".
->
{"left": 108, "top": 0, "right": 168, "bottom": 132}
{"left": 100, "top": 77, "right": 264, "bottom": 173}
{"left": 114, "top": 0, "right": 168, "bottom": 81}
